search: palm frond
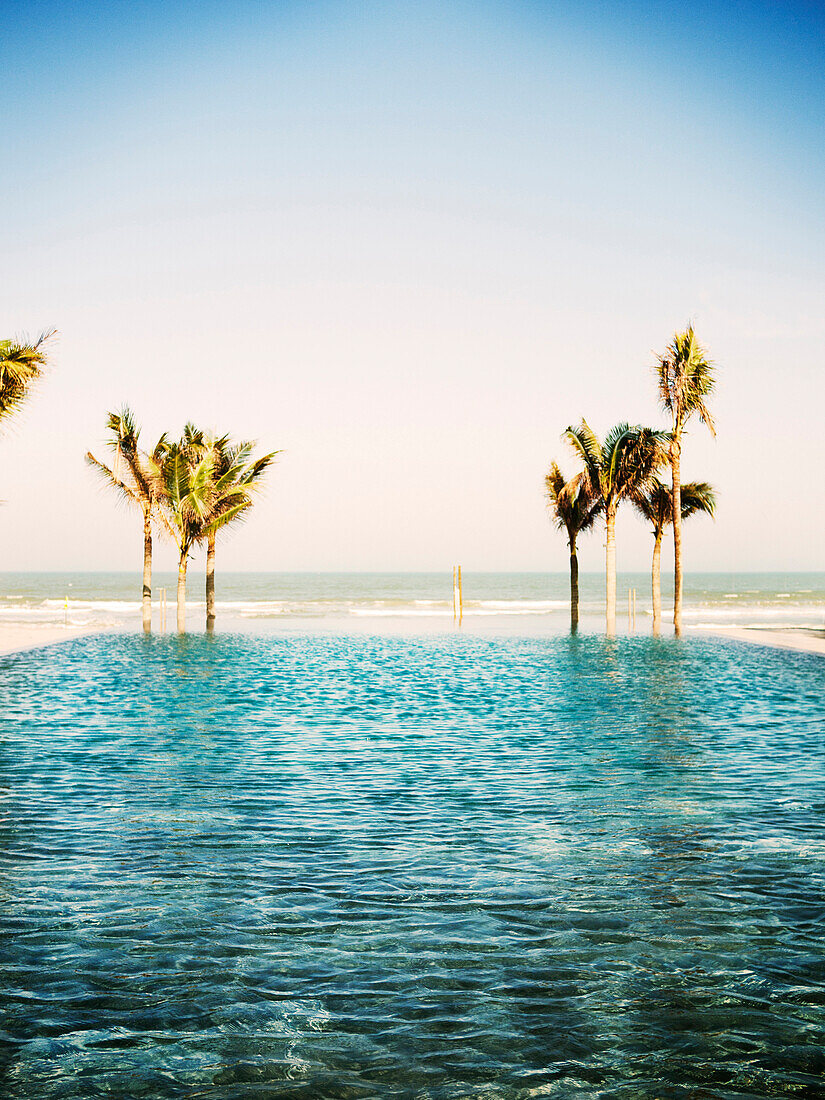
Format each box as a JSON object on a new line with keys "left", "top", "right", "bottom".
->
{"left": 564, "top": 420, "right": 602, "bottom": 473}
{"left": 602, "top": 424, "right": 669, "bottom": 505}
{"left": 634, "top": 477, "right": 716, "bottom": 532}
{"left": 679, "top": 480, "right": 716, "bottom": 520}
{"left": 655, "top": 324, "right": 717, "bottom": 433}
{"left": 0, "top": 329, "right": 56, "bottom": 425}
{"left": 545, "top": 462, "right": 601, "bottom": 541}
{"left": 85, "top": 451, "right": 141, "bottom": 509}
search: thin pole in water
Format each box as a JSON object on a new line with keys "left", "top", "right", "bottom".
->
{"left": 633, "top": 588, "right": 637, "bottom": 631}
{"left": 458, "top": 565, "right": 463, "bottom": 627}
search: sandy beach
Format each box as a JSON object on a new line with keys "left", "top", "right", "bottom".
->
{"left": 0, "top": 624, "right": 99, "bottom": 658}
{"left": 701, "top": 625, "right": 825, "bottom": 657}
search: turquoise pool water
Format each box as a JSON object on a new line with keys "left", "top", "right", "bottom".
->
{"left": 1, "top": 632, "right": 824, "bottom": 1098}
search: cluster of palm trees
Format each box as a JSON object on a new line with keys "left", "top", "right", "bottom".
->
{"left": 86, "top": 409, "right": 276, "bottom": 633}
{"left": 3, "top": 325, "right": 718, "bottom": 642}
{"left": 546, "top": 325, "right": 717, "bottom": 637}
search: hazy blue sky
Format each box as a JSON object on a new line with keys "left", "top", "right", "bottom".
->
{"left": 2, "top": 0, "right": 823, "bottom": 573}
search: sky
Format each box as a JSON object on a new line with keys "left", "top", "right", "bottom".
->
{"left": 1, "top": 0, "right": 824, "bottom": 574}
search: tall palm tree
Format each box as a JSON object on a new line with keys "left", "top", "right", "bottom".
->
{"left": 545, "top": 462, "right": 600, "bottom": 634}
{"left": 159, "top": 425, "right": 216, "bottom": 633}
{"left": 655, "top": 325, "right": 717, "bottom": 636}
{"left": 0, "top": 330, "right": 55, "bottom": 426}
{"left": 634, "top": 479, "right": 716, "bottom": 636}
{"left": 200, "top": 436, "right": 278, "bottom": 632}
{"left": 565, "top": 420, "right": 668, "bottom": 635}
{"left": 86, "top": 408, "right": 167, "bottom": 633}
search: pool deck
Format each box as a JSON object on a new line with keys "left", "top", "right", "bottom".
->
{"left": 0, "top": 624, "right": 101, "bottom": 657}
{"left": 701, "top": 626, "right": 825, "bottom": 657}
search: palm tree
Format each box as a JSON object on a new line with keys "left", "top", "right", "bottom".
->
{"left": 200, "top": 436, "right": 278, "bottom": 632}
{"left": 655, "top": 325, "right": 717, "bottom": 636}
{"left": 0, "top": 330, "right": 55, "bottom": 426}
{"left": 545, "top": 462, "right": 600, "bottom": 633}
{"left": 634, "top": 480, "right": 716, "bottom": 636}
{"left": 86, "top": 408, "right": 167, "bottom": 633}
{"left": 565, "top": 420, "right": 668, "bottom": 635}
{"left": 159, "top": 425, "right": 216, "bottom": 633}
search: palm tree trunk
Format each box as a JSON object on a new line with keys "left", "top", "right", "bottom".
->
{"left": 651, "top": 528, "right": 663, "bottom": 637}
{"left": 206, "top": 530, "right": 216, "bottom": 633}
{"left": 177, "top": 548, "right": 188, "bottom": 633}
{"left": 671, "top": 429, "right": 683, "bottom": 637}
{"left": 142, "top": 511, "right": 152, "bottom": 634}
{"left": 569, "top": 532, "right": 579, "bottom": 635}
{"left": 605, "top": 501, "right": 617, "bottom": 636}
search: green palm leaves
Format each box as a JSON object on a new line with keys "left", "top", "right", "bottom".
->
{"left": 565, "top": 421, "right": 669, "bottom": 509}
{"left": 159, "top": 427, "right": 278, "bottom": 633}
{"left": 656, "top": 326, "right": 716, "bottom": 435}
{"left": 87, "top": 413, "right": 276, "bottom": 633}
{"left": 544, "top": 463, "right": 600, "bottom": 542}
{"left": 634, "top": 480, "right": 716, "bottom": 634}
{"left": 655, "top": 325, "right": 717, "bottom": 635}
{"left": 562, "top": 420, "right": 669, "bottom": 635}
{"left": 547, "top": 325, "right": 718, "bottom": 637}
{"left": 544, "top": 463, "right": 600, "bottom": 634}
{"left": 196, "top": 434, "right": 278, "bottom": 632}
{"left": 634, "top": 479, "right": 716, "bottom": 532}
{"left": 86, "top": 407, "right": 167, "bottom": 633}
{"left": 0, "top": 331, "right": 54, "bottom": 427}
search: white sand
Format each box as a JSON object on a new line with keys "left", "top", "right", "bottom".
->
{"left": 700, "top": 626, "right": 825, "bottom": 657}
{"left": 0, "top": 624, "right": 102, "bottom": 657}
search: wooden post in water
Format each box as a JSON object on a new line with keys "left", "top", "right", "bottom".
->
{"left": 453, "top": 566, "right": 464, "bottom": 626}
{"left": 632, "top": 588, "right": 637, "bottom": 631}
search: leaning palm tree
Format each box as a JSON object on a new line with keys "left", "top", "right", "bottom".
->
{"left": 634, "top": 479, "right": 716, "bottom": 636}
{"left": 565, "top": 420, "right": 668, "bottom": 635}
{"left": 0, "top": 330, "right": 55, "bottom": 426}
{"left": 86, "top": 408, "right": 167, "bottom": 633}
{"left": 655, "top": 326, "right": 717, "bottom": 636}
{"left": 545, "top": 462, "right": 600, "bottom": 633}
{"left": 159, "top": 425, "right": 216, "bottom": 633}
{"left": 200, "top": 436, "right": 278, "bottom": 632}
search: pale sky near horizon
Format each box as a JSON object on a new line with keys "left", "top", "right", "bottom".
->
{"left": 2, "top": 0, "right": 824, "bottom": 574}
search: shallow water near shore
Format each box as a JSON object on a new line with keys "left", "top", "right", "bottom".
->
{"left": 1, "top": 631, "right": 824, "bottom": 1098}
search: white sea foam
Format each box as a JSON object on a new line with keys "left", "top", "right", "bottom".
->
{"left": 43, "top": 599, "right": 142, "bottom": 613}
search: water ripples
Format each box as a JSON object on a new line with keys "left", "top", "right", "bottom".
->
{"left": 0, "top": 632, "right": 824, "bottom": 1098}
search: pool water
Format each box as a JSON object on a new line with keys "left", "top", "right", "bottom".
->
{"left": 1, "top": 632, "right": 824, "bottom": 1099}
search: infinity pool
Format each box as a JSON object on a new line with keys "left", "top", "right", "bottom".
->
{"left": 1, "top": 633, "right": 823, "bottom": 1098}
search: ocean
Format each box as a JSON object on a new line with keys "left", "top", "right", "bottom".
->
{"left": 1, "top": 571, "right": 824, "bottom": 633}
